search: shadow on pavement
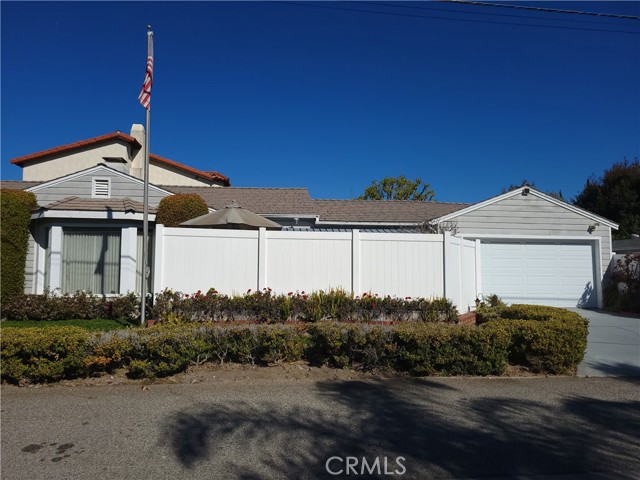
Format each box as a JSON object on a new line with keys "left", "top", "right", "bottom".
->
{"left": 159, "top": 378, "right": 640, "bottom": 479}
{"left": 580, "top": 361, "right": 640, "bottom": 379}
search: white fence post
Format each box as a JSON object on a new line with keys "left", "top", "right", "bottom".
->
{"left": 258, "top": 227, "right": 267, "bottom": 291}
{"left": 475, "top": 239, "right": 482, "bottom": 303}
{"left": 152, "top": 224, "right": 164, "bottom": 295}
{"left": 443, "top": 231, "right": 451, "bottom": 302}
{"left": 352, "top": 229, "right": 360, "bottom": 296}
{"left": 48, "top": 226, "right": 63, "bottom": 292}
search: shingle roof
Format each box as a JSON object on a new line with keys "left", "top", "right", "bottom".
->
{"left": 613, "top": 238, "right": 640, "bottom": 253}
{"left": 161, "top": 186, "right": 315, "bottom": 215}
{"left": 313, "top": 199, "right": 469, "bottom": 223}
{"left": 39, "top": 196, "right": 157, "bottom": 214}
{"left": 0, "top": 180, "right": 42, "bottom": 190}
{"left": 160, "top": 186, "right": 469, "bottom": 223}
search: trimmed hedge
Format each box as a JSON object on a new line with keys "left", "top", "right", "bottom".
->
{"left": 1, "top": 291, "right": 140, "bottom": 321}
{"left": 155, "top": 193, "right": 208, "bottom": 227}
{"left": 479, "top": 304, "right": 589, "bottom": 374}
{"left": 1, "top": 327, "right": 89, "bottom": 383}
{"left": 153, "top": 288, "right": 458, "bottom": 324}
{"left": 1, "top": 190, "right": 37, "bottom": 307}
{"left": 0, "top": 304, "right": 588, "bottom": 383}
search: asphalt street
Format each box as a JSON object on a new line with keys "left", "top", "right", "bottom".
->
{"left": 1, "top": 375, "right": 639, "bottom": 480}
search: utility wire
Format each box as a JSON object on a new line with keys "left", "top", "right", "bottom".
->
{"left": 443, "top": 0, "right": 640, "bottom": 21}
{"left": 359, "top": 1, "right": 637, "bottom": 26}
{"left": 277, "top": 2, "right": 640, "bottom": 35}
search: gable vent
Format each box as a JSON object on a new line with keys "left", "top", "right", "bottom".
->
{"left": 92, "top": 178, "right": 111, "bottom": 198}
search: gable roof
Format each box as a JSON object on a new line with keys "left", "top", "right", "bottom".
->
{"left": 25, "top": 164, "right": 174, "bottom": 197}
{"left": 150, "top": 154, "right": 230, "bottom": 185}
{"left": 161, "top": 185, "right": 469, "bottom": 224}
{"left": 10, "top": 132, "right": 140, "bottom": 165}
{"left": 38, "top": 196, "right": 157, "bottom": 214}
{"left": 432, "top": 186, "right": 619, "bottom": 229}
{"left": 9, "top": 131, "right": 230, "bottom": 185}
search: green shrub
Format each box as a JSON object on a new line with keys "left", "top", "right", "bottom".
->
{"left": 2, "top": 291, "right": 140, "bottom": 321}
{"left": 155, "top": 194, "right": 208, "bottom": 227}
{"left": 480, "top": 304, "right": 589, "bottom": 374}
{"left": 606, "top": 253, "right": 640, "bottom": 313}
{"left": 0, "top": 327, "right": 90, "bottom": 383}
{"left": 392, "top": 323, "right": 509, "bottom": 376}
{"left": 0, "top": 190, "right": 37, "bottom": 307}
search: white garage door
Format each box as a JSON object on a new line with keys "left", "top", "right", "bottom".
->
{"left": 481, "top": 241, "right": 597, "bottom": 308}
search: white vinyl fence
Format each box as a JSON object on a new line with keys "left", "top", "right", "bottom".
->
{"left": 153, "top": 225, "right": 480, "bottom": 312}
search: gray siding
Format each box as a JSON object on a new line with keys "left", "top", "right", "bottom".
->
{"left": 30, "top": 168, "right": 170, "bottom": 207}
{"left": 453, "top": 194, "right": 612, "bottom": 276}
{"left": 24, "top": 230, "right": 36, "bottom": 294}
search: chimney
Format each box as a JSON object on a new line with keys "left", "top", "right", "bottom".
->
{"left": 129, "top": 124, "right": 146, "bottom": 179}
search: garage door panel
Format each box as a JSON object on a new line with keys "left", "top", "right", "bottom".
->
{"left": 481, "top": 241, "right": 597, "bottom": 308}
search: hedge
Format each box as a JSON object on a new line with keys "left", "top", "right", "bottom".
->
{"left": 0, "top": 190, "right": 37, "bottom": 307}
{"left": 479, "top": 304, "right": 589, "bottom": 374}
{"left": 1, "top": 304, "right": 588, "bottom": 383}
{"left": 153, "top": 288, "right": 458, "bottom": 324}
{"left": 1, "top": 291, "right": 140, "bottom": 321}
{"left": 155, "top": 193, "right": 208, "bottom": 227}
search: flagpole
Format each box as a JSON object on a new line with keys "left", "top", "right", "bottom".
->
{"left": 141, "top": 25, "right": 153, "bottom": 326}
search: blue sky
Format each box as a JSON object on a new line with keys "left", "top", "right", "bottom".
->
{"left": 2, "top": 1, "right": 639, "bottom": 203}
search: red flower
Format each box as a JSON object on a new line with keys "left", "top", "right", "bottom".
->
{"left": 247, "top": 289, "right": 252, "bottom": 294}
{"left": 288, "top": 292, "right": 294, "bottom": 296}
{"left": 185, "top": 294, "right": 190, "bottom": 298}
{"left": 405, "top": 296, "right": 412, "bottom": 300}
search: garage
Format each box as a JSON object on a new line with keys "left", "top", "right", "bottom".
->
{"left": 481, "top": 241, "right": 598, "bottom": 308}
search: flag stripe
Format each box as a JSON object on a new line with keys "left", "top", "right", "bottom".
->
{"left": 138, "top": 46, "right": 153, "bottom": 109}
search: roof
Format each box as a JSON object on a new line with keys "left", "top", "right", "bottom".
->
{"left": 160, "top": 185, "right": 469, "bottom": 224}
{"left": 38, "top": 196, "right": 157, "bottom": 214}
{"left": 10, "top": 132, "right": 141, "bottom": 165}
{"left": 0, "top": 180, "right": 42, "bottom": 190}
{"left": 312, "top": 199, "right": 469, "bottom": 223}
{"left": 432, "top": 185, "right": 619, "bottom": 229}
{"left": 9, "top": 131, "right": 230, "bottom": 185}
{"left": 150, "top": 154, "right": 230, "bottom": 186}
{"left": 613, "top": 238, "right": 640, "bottom": 253}
{"left": 162, "top": 186, "right": 315, "bottom": 215}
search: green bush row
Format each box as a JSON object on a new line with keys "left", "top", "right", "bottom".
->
{"left": 153, "top": 288, "right": 458, "bottom": 324}
{"left": 2, "top": 290, "right": 141, "bottom": 321}
{"left": 0, "top": 189, "right": 38, "bottom": 307}
{"left": 1, "top": 307, "right": 587, "bottom": 383}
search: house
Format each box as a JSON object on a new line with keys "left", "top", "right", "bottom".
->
{"left": 2, "top": 127, "right": 618, "bottom": 309}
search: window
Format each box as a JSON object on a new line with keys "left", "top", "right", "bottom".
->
{"left": 61, "top": 230, "right": 121, "bottom": 294}
{"left": 92, "top": 178, "right": 111, "bottom": 198}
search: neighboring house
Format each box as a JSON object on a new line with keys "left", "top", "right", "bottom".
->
{"left": 2, "top": 129, "right": 618, "bottom": 308}
{"left": 613, "top": 237, "right": 640, "bottom": 255}
{"left": 9, "top": 125, "right": 230, "bottom": 187}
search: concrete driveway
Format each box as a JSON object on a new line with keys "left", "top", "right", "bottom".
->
{"left": 574, "top": 309, "right": 640, "bottom": 377}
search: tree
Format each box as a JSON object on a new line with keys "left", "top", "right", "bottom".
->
{"left": 358, "top": 176, "right": 435, "bottom": 201}
{"left": 156, "top": 194, "right": 209, "bottom": 227}
{"left": 573, "top": 158, "right": 640, "bottom": 240}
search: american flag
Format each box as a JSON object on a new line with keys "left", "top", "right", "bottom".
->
{"left": 138, "top": 31, "right": 153, "bottom": 109}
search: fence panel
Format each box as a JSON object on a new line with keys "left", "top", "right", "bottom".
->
{"left": 266, "top": 231, "right": 353, "bottom": 294}
{"left": 153, "top": 227, "right": 477, "bottom": 312}
{"left": 360, "top": 233, "right": 444, "bottom": 299}
{"left": 160, "top": 228, "right": 259, "bottom": 295}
